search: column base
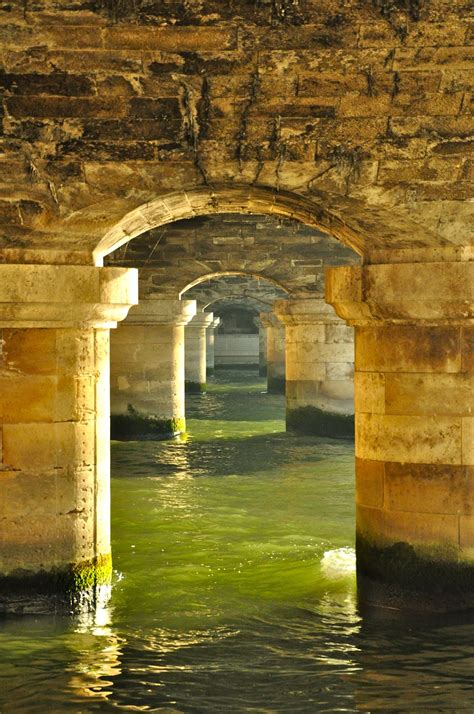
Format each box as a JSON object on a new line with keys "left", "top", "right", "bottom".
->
{"left": 0, "top": 554, "right": 112, "bottom": 615}
{"left": 357, "top": 536, "right": 474, "bottom": 613}
{"left": 286, "top": 406, "right": 354, "bottom": 438}
{"left": 185, "top": 381, "right": 206, "bottom": 393}
{"left": 111, "top": 407, "right": 185, "bottom": 440}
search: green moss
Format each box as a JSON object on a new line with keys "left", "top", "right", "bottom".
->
{"left": 0, "top": 554, "right": 113, "bottom": 614}
{"left": 69, "top": 553, "right": 112, "bottom": 593}
{"left": 286, "top": 406, "right": 354, "bottom": 438}
{"left": 267, "top": 376, "right": 285, "bottom": 394}
{"left": 111, "top": 405, "right": 185, "bottom": 440}
{"left": 185, "top": 380, "right": 206, "bottom": 393}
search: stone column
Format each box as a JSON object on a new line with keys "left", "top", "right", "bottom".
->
{"left": 260, "top": 312, "right": 286, "bottom": 394}
{"left": 185, "top": 312, "right": 214, "bottom": 392}
{"left": 274, "top": 298, "right": 354, "bottom": 436}
{"left": 0, "top": 264, "right": 137, "bottom": 614}
{"left": 206, "top": 317, "right": 221, "bottom": 376}
{"left": 327, "top": 261, "right": 474, "bottom": 612}
{"left": 110, "top": 299, "right": 196, "bottom": 439}
{"left": 254, "top": 317, "right": 267, "bottom": 376}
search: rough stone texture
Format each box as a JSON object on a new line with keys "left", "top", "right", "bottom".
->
{"left": 0, "top": 264, "right": 138, "bottom": 612}
{"left": 0, "top": 1, "right": 471, "bottom": 267}
{"left": 206, "top": 316, "right": 220, "bottom": 373}
{"left": 327, "top": 261, "right": 474, "bottom": 611}
{"left": 185, "top": 310, "right": 214, "bottom": 390}
{"left": 107, "top": 213, "right": 355, "bottom": 296}
{"left": 275, "top": 297, "right": 355, "bottom": 434}
{"left": 260, "top": 311, "right": 286, "bottom": 393}
{"left": 110, "top": 298, "right": 196, "bottom": 439}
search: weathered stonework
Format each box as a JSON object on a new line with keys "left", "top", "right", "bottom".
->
{"left": 0, "top": 3, "right": 470, "bottom": 267}
{"left": 0, "top": 264, "right": 138, "bottom": 613}
{"left": 185, "top": 311, "right": 214, "bottom": 392}
{"left": 260, "top": 312, "right": 286, "bottom": 394}
{"left": 110, "top": 298, "right": 196, "bottom": 439}
{"left": 326, "top": 261, "right": 474, "bottom": 611}
{"left": 275, "top": 297, "right": 355, "bottom": 437}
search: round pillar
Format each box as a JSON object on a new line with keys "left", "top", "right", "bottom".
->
{"left": 260, "top": 312, "right": 286, "bottom": 394}
{"left": 185, "top": 312, "right": 214, "bottom": 392}
{"left": 110, "top": 299, "right": 196, "bottom": 440}
{"left": 0, "top": 264, "right": 137, "bottom": 614}
{"left": 254, "top": 316, "right": 268, "bottom": 377}
{"left": 275, "top": 298, "right": 354, "bottom": 437}
{"left": 206, "top": 317, "right": 221, "bottom": 375}
{"left": 327, "top": 261, "right": 474, "bottom": 612}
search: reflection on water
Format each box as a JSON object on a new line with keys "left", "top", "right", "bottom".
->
{"left": 2, "top": 370, "right": 474, "bottom": 711}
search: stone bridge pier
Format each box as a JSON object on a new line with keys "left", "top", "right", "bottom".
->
{"left": 185, "top": 312, "right": 215, "bottom": 393}
{"left": 260, "top": 312, "right": 286, "bottom": 394}
{"left": 327, "top": 261, "right": 474, "bottom": 612}
{"left": 110, "top": 299, "right": 196, "bottom": 440}
{"left": 275, "top": 298, "right": 355, "bottom": 437}
{"left": 206, "top": 317, "right": 221, "bottom": 376}
{"left": 0, "top": 264, "right": 137, "bottom": 613}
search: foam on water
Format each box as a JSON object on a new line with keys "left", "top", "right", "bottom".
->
{"left": 320, "top": 547, "right": 356, "bottom": 580}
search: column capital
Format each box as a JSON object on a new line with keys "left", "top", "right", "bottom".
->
{"left": 326, "top": 262, "right": 474, "bottom": 326}
{"left": 0, "top": 264, "right": 138, "bottom": 329}
{"left": 274, "top": 297, "right": 341, "bottom": 326}
{"left": 188, "top": 311, "right": 214, "bottom": 330}
{"left": 125, "top": 298, "right": 196, "bottom": 326}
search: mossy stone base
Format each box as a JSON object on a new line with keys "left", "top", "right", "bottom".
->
{"left": 357, "top": 535, "right": 474, "bottom": 613}
{"left": 267, "top": 376, "right": 286, "bottom": 394}
{"left": 185, "top": 380, "right": 206, "bottom": 393}
{"left": 111, "top": 405, "right": 185, "bottom": 440}
{"left": 207, "top": 367, "right": 215, "bottom": 376}
{"left": 259, "top": 365, "right": 267, "bottom": 377}
{"left": 286, "top": 406, "right": 354, "bottom": 438}
{"left": 0, "top": 554, "right": 112, "bottom": 615}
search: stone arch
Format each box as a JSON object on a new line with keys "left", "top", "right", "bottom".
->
{"left": 94, "top": 184, "right": 365, "bottom": 264}
{"left": 179, "top": 270, "right": 290, "bottom": 299}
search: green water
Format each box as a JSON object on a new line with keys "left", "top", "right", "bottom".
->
{"left": 2, "top": 370, "right": 474, "bottom": 712}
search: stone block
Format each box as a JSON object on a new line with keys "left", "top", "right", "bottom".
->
{"left": 356, "top": 326, "right": 461, "bottom": 373}
{"left": 356, "top": 504, "right": 460, "bottom": 547}
{"left": 2, "top": 421, "right": 96, "bottom": 472}
{"left": 356, "top": 413, "right": 463, "bottom": 465}
{"left": 104, "top": 26, "right": 237, "bottom": 51}
{"left": 354, "top": 372, "right": 385, "bottom": 414}
{"left": 385, "top": 373, "right": 474, "bottom": 416}
{"left": 0, "top": 376, "right": 57, "bottom": 423}
{"left": 1, "top": 329, "right": 57, "bottom": 375}
{"left": 463, "top": 418, "right": 474, "bottom": 466}
{"left": 355, "top": 458, "right": 384, "bottom": 508}
{"left": 384, "top": 462, "right": 474, "bottom": 515}
{"left": 462, "top": 327, "right": 474, "bottom": 372}
{"left": 6, "top": 96, "right": 128, "bottom": 119}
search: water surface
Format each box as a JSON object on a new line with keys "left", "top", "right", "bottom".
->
{"left": 1, "top": 370, "right": 474, "bottom": 712}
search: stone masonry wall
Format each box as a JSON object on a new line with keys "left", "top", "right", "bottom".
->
{"left": 0, "top": 0, "right": 471, "bottom": 264}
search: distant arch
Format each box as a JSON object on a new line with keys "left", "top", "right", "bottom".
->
{"left": 179, "top": 270, "right": 290, "bottom": 298}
